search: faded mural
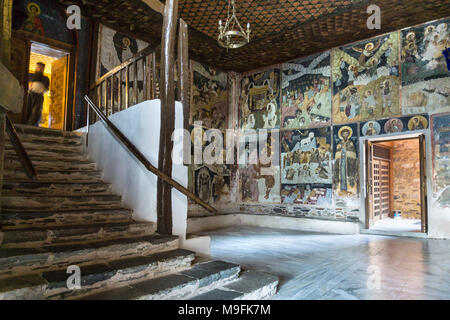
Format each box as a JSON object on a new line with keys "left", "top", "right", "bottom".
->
{"left": 240, "top": 69, "right": 281, "bottom": 130}
{"left": 361, "top": 114, "right": 429, "bottom": 136}
{"left": 190, "top": 61, "right": 228, "bottom": 130}
{"left": 239, "top": 132, "right": 281, "bottom": 203}
{"left": 281, "top": 127, "right": 332, "bottom": 185}
{"left": 332, "top": 32, "right": 400, "bottom": 124}
{"left": 188, "top": 126, "right": 237, "bottom": 207}
{"left": 333, "top": 123, "right": 359, "bottom": 208}
{"left": 281, "top": 52, "right": 332, "bottom": 129}
{"left": 431, "top": 113, "right": 450, "bottom": 208}
{"left": 401, "top": 18, "right": 450, "bottom": 115}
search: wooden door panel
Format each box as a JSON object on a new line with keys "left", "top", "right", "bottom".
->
{"left": 49, "top": 56, "right": 68, "bottom": 129}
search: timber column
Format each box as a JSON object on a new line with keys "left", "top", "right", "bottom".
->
{"left": 157, "top": 0, "right": 179, "bottom": 235}
{"left": 0, "top": 0, "right": 13, "bottom": 215}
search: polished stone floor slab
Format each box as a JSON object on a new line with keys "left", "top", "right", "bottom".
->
{"left": 200, "top": 226, "right": 450, "bottom": 300}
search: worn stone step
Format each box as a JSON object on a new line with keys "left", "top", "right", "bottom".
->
{"left": 2, "top": 182, "right": 112, "bottom": 197}
{"left": 13, "top": 125, "right": 81, "bottom": 139}
{"left": 3, "top": 169, "right": 103, "bottom": 183}
{"left": 3, "top": 157, "right": 97, "bottom": 172}
{"left": 0, "top": 274, "right": 47, "bottom": 300}
{"left": 43, "top": 249, "right": 196, "bottom": 300}
{"left": 0, "top": 208, "right": 133, "bottom": 230}
{"left": 5, "top": 141, "right": 82, "bottom": 154}
{"left": 80, "top": 260, "right": 241, "bottom": 300}
{"left": 4, "top": 148, "right": 87, "bottom": 162}
{"left": 0, "top": 234, "right": 177, "bottom": 278}
{"left": 2, "top": 195, "right": 122, "bottom": 212}
{"left": 0, "top": 221, "right": 156, "bottom": 249}
{"left": 9, "top": 132, "right": 82, "bottom": 146}
{"left": 189, "top": 271, "right": 279, "bottom": 300}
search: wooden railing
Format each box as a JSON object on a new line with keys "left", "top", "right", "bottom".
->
{"left": 87, "top": 45, "right": 160, "bottom": 123}
{"left": 3, "top": 112, "right": 36, "bottom": 179}
{"left": 84, "top": 95, "right": 217, "bottom": 214}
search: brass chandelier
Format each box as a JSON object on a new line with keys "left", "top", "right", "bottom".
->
{"left": 218, "top": 0, "right": 251, "bottom": 49}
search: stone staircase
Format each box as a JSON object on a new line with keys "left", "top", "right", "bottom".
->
{"left": 0, "top": 125, "right": 278, "bottom": 300}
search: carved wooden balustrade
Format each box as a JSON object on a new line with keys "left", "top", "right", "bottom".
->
{"left": 87, "top": 45, "right": 160, "bottom": 123}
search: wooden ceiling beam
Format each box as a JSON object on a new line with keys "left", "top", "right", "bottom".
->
{"left": 141, "top": 0, "right": 165, "bottom": 15}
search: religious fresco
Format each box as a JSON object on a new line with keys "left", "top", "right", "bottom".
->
{"left": 281, "top": 127, "right": 332, "bottom": 185}
{"left": 360, "top": 115, "right": 429, "bottom": 136}
{"left": 281, "top": 184, "right": 333, "bottom": 207}
{"left": 187, "top": 126, "right": 237, "bottom": 206}
{"left": 333, "top": 123, "right": 359, "bottom": 208}
{"left": 281, "top": 52, "right": 332, "bottom": 129}
{"left": 240, "top": 68, "right": 281, "bottom": 130}
{"left": 97, "top": 24, "right": 149, "bottom": 77}
{"left": 14, "top": 0, "right": 74, "bottom": 44}
{"left": 401, "top": 18, "right": 450, "bottom": 115}
{"left": 361, "top": 120, "right": 382, "bottom": 136}
{"left": 431, "top": 113, "right": 450, "bottom": 207}
{"left": 239, "top": 132, "right": 281, "bottom": 203}
{"left": 332, "top": 32, "right": 400, "bottom": 124}
{"left": 190, "top": 61, "right": 228, "bottom": 130}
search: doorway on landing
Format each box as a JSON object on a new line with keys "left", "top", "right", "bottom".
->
{"left": 365, "top": 134, "right": 427, "bottom": 234}
{"left": 28, "top": 42, "right": 69, "bottom": 129}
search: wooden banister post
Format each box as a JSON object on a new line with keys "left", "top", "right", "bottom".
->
{"left": 157, "top": 0, "right": 179, "bottom": 235}
{"left": 177, "top": 18, "right": 189, "bottom": 164}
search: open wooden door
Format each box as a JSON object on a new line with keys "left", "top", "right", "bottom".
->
{"left": 49, "top": 55, "right": 68, "bottom": 129}
{"left": 365, "top": 140, "right": 374, "bottom": 229}
{"left": 419, "top": 134, "right": 428, "bottom": 233}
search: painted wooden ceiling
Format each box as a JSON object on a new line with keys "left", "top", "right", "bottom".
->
{"left": 57, "top": 0, "right": 450, "bottom": 72}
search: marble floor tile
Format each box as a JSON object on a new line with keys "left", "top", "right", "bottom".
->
{"left": 199, "top": 226, "right": 450, "bottom": 300}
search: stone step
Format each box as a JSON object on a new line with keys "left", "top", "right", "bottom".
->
{"left": 80, "top": 260, "right": 241, "bottom": 300}
{"left": 2, "top": 182, "right": 112, "bottom": 197}
{"left": 0, "top": 221, "right": 156, "bottom": 249}
{"left": 3, "top": 169, "right": 103, "bottom": 183}
{"left": 43, "top": 249, "right": 196, "bottom": 300}
{"left": 5, "top": 141, "right": 82, "bottom": 154}
{"left": 9, "top": 132, "right": 82, "bottom": 146}
{"left": 3, "top": 157, "right": 97, "bottom": 171}
{"left": 13, "top": 125, "right": 81, "bottom": 139}
{"left": 0, "top": 208, "right": 133, "bottom": 230}
{"left": 2, "top": 195, "right": 122, "bottom": 212}
{"left": 0, "top": 274, "right": 47, "bottom": 300}
{"left": 189, "top": 271, "right": 279, "bottom": 300}
{"left": 0, "top": 234, "right": 177, "bottom": 278}
{"left": 4, "top": 148, "right": 87, "bottom": 162}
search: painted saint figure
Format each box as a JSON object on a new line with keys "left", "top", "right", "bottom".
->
{"left": 334, "top": 127, "right": 358, "bottom": 196}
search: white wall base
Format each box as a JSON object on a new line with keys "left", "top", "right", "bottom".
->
{"left": 187, "top": 214, "right": 360, "bottom": 235}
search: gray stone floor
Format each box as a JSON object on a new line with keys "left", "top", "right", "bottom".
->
{"left": 200, "top": 226, "right": 450, "bottom": 300}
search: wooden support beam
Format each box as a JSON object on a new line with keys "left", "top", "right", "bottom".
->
{"left": 157, "top": 0, "right": 178, "bottom": 235}
{"left": 0, "top": 0, "right": 13, "bottom": 67}
{"left": 177, "top": 18, "right": 189, "bottom": 162}
{"left": 141, "top": 0, "right": 165, "bottom": 14}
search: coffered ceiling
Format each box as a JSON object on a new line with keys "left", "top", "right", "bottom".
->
{"left": 57, "top": 0, "right": 450, "bottom": 72}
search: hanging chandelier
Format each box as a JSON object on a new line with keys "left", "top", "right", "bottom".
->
{"left": 218, "top": 0, "right": 251, "bottom": 49}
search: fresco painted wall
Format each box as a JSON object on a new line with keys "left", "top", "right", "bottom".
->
{"left": 239, "top": 132, "right": 281, "bottom": 204}
{"left": 281, "top": 52, "right": 332, "bottom": 129}
{"left": 97, "top": 24, "right": 149, "bottom": 77}
{"left": 190, "top": 61, "right": 228, "bottom": 130}
{"left": 14, "top": 0, "right": 74, "bottom": 44}
{"left": 187, "top": 125, "right": 238, "bottom": 213}
{"left": 332, "top": 32, "right": 400, "bottom": 124}
{"left": 240, "top": 68, "right": 281, "bottom": 130}
{"left": 401, "top": 18, "right": 450, "bottom": 116}
{"left": 281, "top": 127, "right": 332, "bottom": 185}
{"left": 431, "top": 113, "right": 450, "bottom": 208}
{"left": 333, "top": 123, "right": 359, "bottom": 209}
{"left": 360, "top": 114, "right": 429, "bottom": 136}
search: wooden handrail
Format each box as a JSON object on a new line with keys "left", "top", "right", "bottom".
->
{"left": 3, "top": 113, "right": 36, "bottom": 179}
{"left": 91, "top": 45, "right": 155, "bottom": 90}
{"left": 84, "top": 95, "right": 217, "bottom": 214}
